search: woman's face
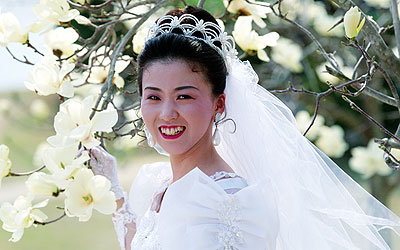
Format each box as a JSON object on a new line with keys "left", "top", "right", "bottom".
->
{"left": 141, "top": 59, "right": 224, "bottom": 155}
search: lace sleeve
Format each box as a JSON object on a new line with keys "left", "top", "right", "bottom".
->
{"left": 112, "top": 190, "right": 137, "bottom": 250}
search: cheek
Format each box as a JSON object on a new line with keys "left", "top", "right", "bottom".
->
{"left": 140, "top": 102, "right": 154, "bottom": 128}
{"left": 184, "top": 100, "right": 214, "bottom": 127}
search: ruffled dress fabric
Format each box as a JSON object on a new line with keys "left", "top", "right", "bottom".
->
{"left": 128, "top": 162, "right": 279, "bottom": 250}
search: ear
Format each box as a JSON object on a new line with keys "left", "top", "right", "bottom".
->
{"left": 214, "top": 93, "right": 226, "bottom": 115}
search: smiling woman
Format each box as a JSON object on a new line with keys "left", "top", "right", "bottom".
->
{"left": 86, "top": 5, "right": 400, "bottom": 250}
{"left": 140, "top": 60, "right": 225, "bottom": 157}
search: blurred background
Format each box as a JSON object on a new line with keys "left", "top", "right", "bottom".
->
{"left": 1, "top": 0, "right": 400, "bottom": 249}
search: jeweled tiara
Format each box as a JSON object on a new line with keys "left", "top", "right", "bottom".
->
{"left": 147, "top": 14, "right": 238, "bottom": 67}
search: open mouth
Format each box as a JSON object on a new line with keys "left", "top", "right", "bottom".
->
{"left": 159, "top": 126, "right": 186, "bottom": 139}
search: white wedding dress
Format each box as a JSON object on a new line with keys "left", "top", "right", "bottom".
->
{"left": 118, "top": 161, "right": 279, "bottom": 250}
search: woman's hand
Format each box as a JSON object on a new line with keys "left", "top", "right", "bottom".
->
{"left": 86, "top": 146, "right": 124, "bottom": 200}
{"left": 89, "top": 146, "right": 118, "bottom": 179}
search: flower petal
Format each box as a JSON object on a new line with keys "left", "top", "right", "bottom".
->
{"left": 88, "top": 175, "right": 111, "bottom": 200}
{"left": 59, "top": 9, "right": 80, "bottom": 23}
{"left": 113, "top": 75, "right": 125, "bottom": 89}
{"left": 9, "top": 228, "right": 24, "bottom": 242}
{"left": 257, "top": 49, "right": 270, "bottom": 62}
{"left": 47, "top": 135, "right": 76, "bottom": 147}
{"left": 82, "top": 136, "right": 100, "bottom": 149}
{"left": 32, "top": 199, "right": 49, "bottom": 209}
{"left": 94, "top": 191, "right": 116, "bottom": 215}
{"left": 258, "top": 32, "right": 280, "bottom": 48}
{"left": 91, "top": 106, "right": 118, "bottom": 132}
{"left": 75, "top": 15, "right": 91, "bottom": 25}
{"left": 69, "top": 124, "right": 91, "bottom": 141}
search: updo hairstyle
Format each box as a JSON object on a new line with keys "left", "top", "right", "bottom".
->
{"left": 137, "top": 6, "right": 227, "bottom": 97}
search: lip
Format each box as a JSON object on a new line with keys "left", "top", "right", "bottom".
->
{"left": 158, "top": 125, "right": 186, "bottom": 140}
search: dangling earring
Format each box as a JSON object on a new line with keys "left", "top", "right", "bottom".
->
{"left": 143, "top": 124, "right": 170, "bottom": 156}
{"left": 143, "top": 125, "right": 155, "bottom": 147}
{"left": 213, "top": 113, "right": 222, "bottom": 146}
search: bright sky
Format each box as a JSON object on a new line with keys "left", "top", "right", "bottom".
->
{"left": 0, "top": 0, "right": 43, "bottom": 92}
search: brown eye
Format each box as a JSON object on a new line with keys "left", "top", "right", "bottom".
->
{"left": 147, "top": 95, "right": 160, "bottom": 100}
{"left": 177, "top": 95, "right": 192, "bottom": 100}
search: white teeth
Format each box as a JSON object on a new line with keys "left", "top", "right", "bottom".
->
{"left": 161, "top": 126, "right": 184, "bottom": 136}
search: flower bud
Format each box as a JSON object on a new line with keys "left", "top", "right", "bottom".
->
{"left": 344, "top": 6, "right": 365, "bottom": 39}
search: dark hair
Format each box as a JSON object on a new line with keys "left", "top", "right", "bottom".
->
{"left": 137, "top": 6, "right": 227, "bottom": 97}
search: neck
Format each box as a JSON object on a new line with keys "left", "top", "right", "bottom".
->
{"left": 169, "top": 132, "right": 221, "bottom": 183}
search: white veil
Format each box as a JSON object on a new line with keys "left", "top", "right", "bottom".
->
{"left": 142, "top": 10, "right": 400, "bottom": 248}
{"left": 215, "top": 57, "right": 400, "bottom": 249}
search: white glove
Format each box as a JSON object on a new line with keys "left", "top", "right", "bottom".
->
{"left": 88, "top": 146, "right": 124, "bottom": 200}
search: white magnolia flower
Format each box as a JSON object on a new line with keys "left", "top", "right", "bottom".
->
{"left": 121, "top": 5, "right": 152, "bottom": 29}
{"left": 0, "top": 196, "right": 48, "bottom": 242}
{"left": 33, "top": 142, "right": 51, "bottom": 168}
{"left": 33, "top": 0, "right": 80, "bottom": 25}
{"left": 0, "top": 145, "right": 12, "bottom": 187}
{"left": 295, "top": 110, "right": 325, "bottom": 140}
{"left": 73, "top": 81, "right": 102, "bottom": 99}
{"left": 45, "top": 27, "right": 80, "bottom": 59}
{"left": 26, "top": 172, "right": 59, "bottom": 196}
{"left": 74, "top": 15, "right": 91, "bottom": 25}
{"left": 343, "top": 6, "right": 365, "bottom": 39}
{"left": 132, "top": 27, "right": 149, "bottom": 54}
{"left": 304, "top": 1, "right": 326, "bottom": 22}
{"left": 349, "top": 139, "right": 396, "bottom": 179}
{"left": 271, "top": 0, "right": 303, "bottom": 20}
{"left": 47, "top": 96, "right": 118, "bottom": 148}
{"left": 224, "top": 0, "right": 272, "bottom": 28}
{"left": 0, "top": 12, "right": 28, "bottom": 47}
{"left": 64, "top": 168, "right": 116, "bottom": 222}
{"left": 315, "top": 125, "right": 348, "bottom": 158}
{"left": 122, "top": 6, "right": 171, "bottom": 54}
{"left": 271, "top": 37, "right": 303, "bottom": 72}
{"left": 313, "top": 13, "right": 344, "bottom": 37}
{"left": 233, "top": 16, "right": 279, "bottom": 62}
{"left": 24, "top": 55, "right": 75, "bottom": 97}
{"left": 88, "top": 46, "right": 130, "bottom": 88}
{"left": 29, "top": 143, "right": 89, "bottom": 196}
{"left": 42, "top": 143, "right": 89, "bottom": 185}
{"left": 364, "top": 0, "right": 390, "bottom": 8}
{"left": 30, "top": 99, "right": 50, "bottom": 120}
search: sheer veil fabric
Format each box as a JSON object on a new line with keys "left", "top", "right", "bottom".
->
{"left": 214, "top": 58, "right": 400, "bottom": 249}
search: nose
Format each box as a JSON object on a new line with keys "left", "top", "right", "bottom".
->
{"left": 159, "top": 100, "right": 178, "bottom": 122}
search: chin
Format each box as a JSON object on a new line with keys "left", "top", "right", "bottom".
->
{"left": 160, "top": 144, "right": 189, "bottom": 156}
{"left": 160, "top": 143, "right": 190, "bottom": 155}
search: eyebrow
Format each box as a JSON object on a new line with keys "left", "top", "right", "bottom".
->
{"left": 144, "top": 85, "right": 199, "bottom": 92}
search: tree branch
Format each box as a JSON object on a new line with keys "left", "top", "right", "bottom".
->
{"left": 197, "top": 0, "right": 206, "bottom": 8}
{"left": 26, "top": 41, "right": 44, "bottom": 56}
{"left": 342, "top": 95, "right": 400, "bottom": 142}
{"left": 97, "top": 0, "right": 172, "bottom": 114}
{"left": 390, "top": 0, "right": 400, "bottom": 57}
{"left": 375, "top": 138, "right": 400, "bottom": 150}
{"left": 7, "top": 166, "right": 46, "bottom": 177}
{"left": 6, "top": 48, "right": 34, "bottom": 65}
{"left": 34, "top": 212, "right": 66, "bottom": 226}
{"left": 332, "top": 0, "right": 400, "bottom": 81}
{"left": 271, "top": 0, "right": 342, "bottom": 73}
